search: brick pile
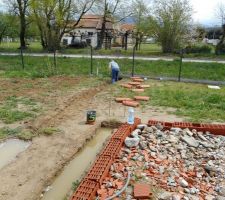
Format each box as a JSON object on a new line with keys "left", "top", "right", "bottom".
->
{"left": 96, "top": 123, "right": 225, "bottom": 200}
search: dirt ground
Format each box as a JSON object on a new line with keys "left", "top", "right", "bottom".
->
{"left": 0, "top": 77, "right": 183, "bottom": 200}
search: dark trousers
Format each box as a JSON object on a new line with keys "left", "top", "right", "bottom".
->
{"left": 112, "top": 68, "right": 119, "bottom": 83}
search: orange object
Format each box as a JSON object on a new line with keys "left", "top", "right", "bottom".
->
{"left": 138, "top": 85, "right": 150, "bottom": 88}
{"left": 119, "top": 84, "right": 132, "bottom": 89}
{"left": 131, "top": 76, "right": 141, "bottom": 79}
{"left": 133, "top": 78, "right": 144, "bottom": 82}
{"left": 122, "top": 100, "right": 139, "bottom": 107}
{"left": 134, "top": 96, "right": 150, "bottom": 101}
{"left": 115, "top": 98, "right": 133, "bottom": 103}
{"left": 128, "top": 82, "right": 141, "bottom": 86}
{"left": 132, "top": 89, "right": 145, "bottom": 92}
{"left": 134, "top": 184, "right": 152, "bottom": 199}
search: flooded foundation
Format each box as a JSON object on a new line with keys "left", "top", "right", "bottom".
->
{"left": 0, "top": 139, "right": 31, "bottom": 170}
{"left": 42, "top": 128, "right": 112, "bottom": 200}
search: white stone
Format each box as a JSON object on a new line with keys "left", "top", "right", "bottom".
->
{"left": 181, "top": 136, "right": 199, "bottom": 148}
{"left": 178, "top": 178, "right": 189, "bottom": 187}
{"left": 125, "top": 137, "right": 140, "bottom": 148}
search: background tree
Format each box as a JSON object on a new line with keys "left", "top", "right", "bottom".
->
{"left": 149, "top": 0, "right": 193, "bottom": 53}
{"left": 94, "top": 0, "right": 132, "bottom": 49}
{"left": 215, "top": 2, "right": 225, "bottom": 26}
{"left": 215, "top": 2, "right": 225, "bottom": 55}
{"left": 31, "top": 0, "right": 96, "bottom": 51}
{"left": 6, "top": 0, "right": 30, "bottom": 49}
{"left": 131, "top": 0, "right": 149, "bottom": 50}
{"left": 0, "top": 12, "right": 19, "bottom": 43}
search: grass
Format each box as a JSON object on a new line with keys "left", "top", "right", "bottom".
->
{"left": 0, "top": 127, "right": 21, "bottom": 139}
{"left": 0, "top": 55, "right": 225, "bottom": 81}
{"left": 1, "top": 41, "right": 225, "bottom": 59}
{"left": 114, "top": 80, "right": 225, "bottom": 122}
{"left": 0, "top": 108, "right": 33, "bottom": 124}
{"left": 0, "top": 96, "right": 38, "bottom": 124}
{"left": 39, "top": 127, "right": 60, "bottom": 136}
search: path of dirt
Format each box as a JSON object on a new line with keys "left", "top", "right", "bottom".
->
{"left": 0, "top": 81, "right": 183, "bottom": 200}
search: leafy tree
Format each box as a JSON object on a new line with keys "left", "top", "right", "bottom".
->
{"left": 0, "top": 12, "right": 19, "bottom": 43}
{"left": 131, "top": 0, "right": 149, "bottom": 50}
{"left": 5, "top": 0, "right": 30, "bottom": 49}
{"left": 30, "top": 0, "right": 96, "bottom": 51}
{"left": 150, "top": 0, "right": 193, "bottom": 53}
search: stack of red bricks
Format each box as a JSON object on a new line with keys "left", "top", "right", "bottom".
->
{"left": 116, "top": 77, "right": 150, "bottom": 107}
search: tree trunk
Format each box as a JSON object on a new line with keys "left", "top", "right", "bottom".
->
{"left": 215, "top": 24, "right": 225, "bottom": 55}
{"left": 17, "top": 0, "right": 27, "bottom": 49}
{"left": 97, "top": 18, "right": 106, "bottom": 49}
{"left": 20, "top": 20, "right": 26, "bottom": 49}
{"left": 0, "top": 26, "right": 7, "bottom": 44}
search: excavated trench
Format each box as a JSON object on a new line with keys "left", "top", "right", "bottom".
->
{"left": 42, "top": 128, "right": 112, "bottom": 200}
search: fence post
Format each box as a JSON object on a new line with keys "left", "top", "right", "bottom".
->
{"left": 90, "top": 45, "right": 93, "bottom": 75}
{"left": 53, "top": 48, "right": 57, "bottom": 73}
{"left": 132, "top": 45, "right": 136, "bottom": 77}
{"left": 178, "top": 49, "right": 184, "bottom": 82}
{"left": 20, "top": 47, "right": 25, "bottom": 70}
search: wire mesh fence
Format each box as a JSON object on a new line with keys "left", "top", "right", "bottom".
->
{"left": 0, "top": 41, "right": 225, "bottom": 84}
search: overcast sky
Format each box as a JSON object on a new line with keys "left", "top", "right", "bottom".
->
{"left": 0, "top": 0, "right": 223, "bottom": 26}
{"left": 190, "top": 0, "right": 223, "bottom": 26}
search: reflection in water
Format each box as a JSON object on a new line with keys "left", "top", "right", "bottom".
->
{"left": 42, "top": 128, "right": 112, "bottom": 200}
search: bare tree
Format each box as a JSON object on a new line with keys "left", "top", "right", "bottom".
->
{"left": 94, "top": 0, "right": 133, "bottom": 49}
{"left": 5, "top": 0, "right": 30, "bottom": 49}
{"left": 215, "top": 2, "right": 225, "bottom": 54}
{"left": 215, "top": 2, "right": 225, "bottom": 26}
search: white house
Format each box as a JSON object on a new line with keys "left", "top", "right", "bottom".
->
{"left": 62, "top": 15, "right": 114, "bottom": 48}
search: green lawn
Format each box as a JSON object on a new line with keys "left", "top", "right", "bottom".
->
{"left": 0, "top": 41, "right": 162, "bottom": 55}
{"left": 0, "top": 55, "right": 225, "bottom": 81}
{"left": 113, "top": 80, "right": 225, "bottom": 123}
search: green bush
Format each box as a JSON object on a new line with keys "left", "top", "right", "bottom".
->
{"left": 185, "top": 45, "right": 212, "bottom": 54}
{"left": 215, "top": 43, "right": 225, "bottom": 55}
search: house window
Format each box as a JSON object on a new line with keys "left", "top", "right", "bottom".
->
{"left": 86, "top": 39, "right": 91, "bottom": 45}
{"left": 88, "top": 32, "right": 93, "bottom": 36}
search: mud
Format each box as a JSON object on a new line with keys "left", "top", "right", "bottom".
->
{"left": 0, "top": 79, "right": 183, "bottom": 200}
{"left": 0, "top": 139, "right": 30, "bottom": 170}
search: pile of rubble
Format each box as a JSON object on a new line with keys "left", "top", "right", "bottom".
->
{"left": 97, "top": 124, "right": 225, "bottom": 200}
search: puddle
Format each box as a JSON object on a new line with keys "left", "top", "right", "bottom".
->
{"left": 42, "top": 128, "right": 112, "bottom": 200}
{"left": 0, "top": 139, "right": 31, "bottom": 170}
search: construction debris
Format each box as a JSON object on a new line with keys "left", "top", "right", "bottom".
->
{"left": 97, "top": 124, "right": 225, "bottom": 199}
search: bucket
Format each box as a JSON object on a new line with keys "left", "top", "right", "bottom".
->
{"left": 86, "top": 111, "right": 96, "bottom": 124}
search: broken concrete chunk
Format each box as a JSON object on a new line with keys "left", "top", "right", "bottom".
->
{"left": 137, "top": 124, "right": 147, "bottom": 130}
{"left": 181, "top": 136, "right": 199, "bottom": 148}
{"left": 125, "top": 137, "right": 140, "bottom": 148}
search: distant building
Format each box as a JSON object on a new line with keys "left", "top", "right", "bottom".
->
{"left": 117, "top": 24, "right": 136, "bottom": 48}
{"left": 202, "top": 26, "right": 223, "bottom": 46}
{"left": 62, "top": 15, "right": 114, "bottom": 48}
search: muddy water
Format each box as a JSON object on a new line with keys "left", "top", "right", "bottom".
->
{"left": 42, "top": 128, "right": 112, "bottom": 200}
{"left": 0, "top": 139, "right": 30, "bottom": 170}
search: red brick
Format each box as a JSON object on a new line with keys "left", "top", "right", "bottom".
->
{"left": 133, "top": 183, "right": 151, "bottom": 199}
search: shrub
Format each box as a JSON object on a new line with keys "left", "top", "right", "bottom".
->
{"left": 215, "top": 43, "right": 225, "bottom": 55}
{"left": 185, "top": 45, "right": 212, "bottom": 54}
